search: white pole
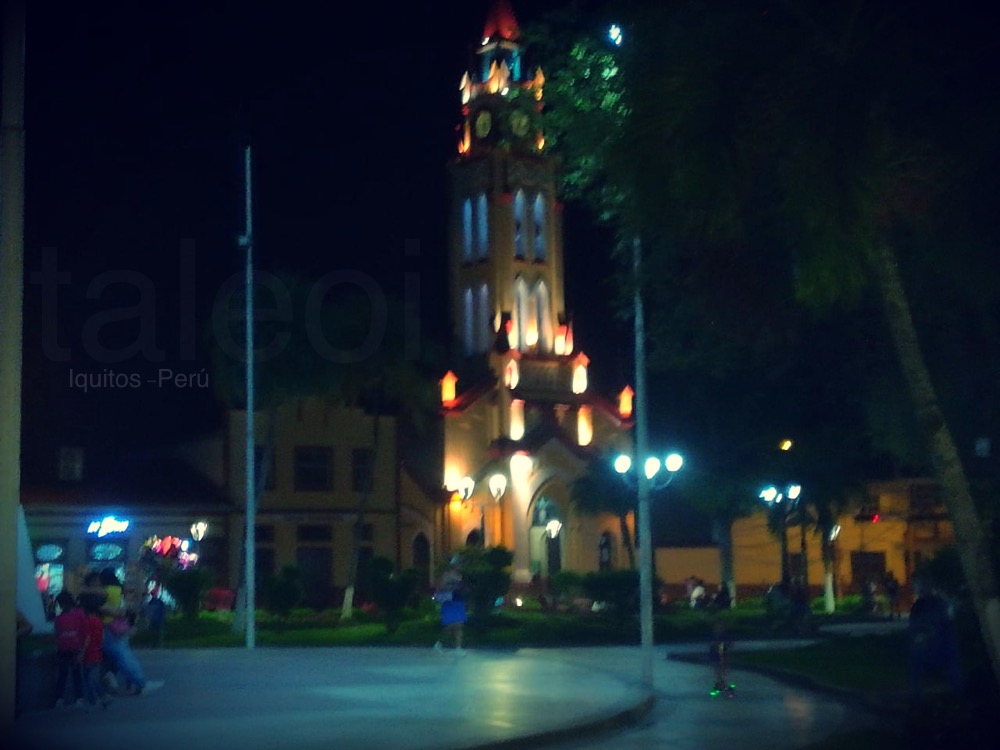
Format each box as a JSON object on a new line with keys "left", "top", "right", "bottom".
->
{"left": 633, "top": 236, "right": 654, "bottom": 694}
{"left": 239, "top": 146, "right": 256, "bottom": 649}
{"left": 0, "top": 0, "right": 26, "bottom": 728}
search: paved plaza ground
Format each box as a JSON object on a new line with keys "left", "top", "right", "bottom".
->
{"left": 11, "top": 635, "right": 895, "bottom": 750}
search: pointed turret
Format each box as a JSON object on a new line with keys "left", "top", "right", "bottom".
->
{"left": 482, "top": 0, "right": 521, "bottom": 43}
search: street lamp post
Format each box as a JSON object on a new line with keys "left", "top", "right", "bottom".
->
{"left": 615, "top": 449, "right": 683, "bottom": 694}
{"left": 759, "top": 484, "right": 801, "bottom": 585}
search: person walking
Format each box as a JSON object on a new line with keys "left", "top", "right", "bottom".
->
{"left": 98, "top": 567, "right": 162, "bottom": 696}
{"left": 433, "top": 558, "right": 467, "bottom": 655}
{"left": 52, "top": 591, "right": 87, "bottom": 708}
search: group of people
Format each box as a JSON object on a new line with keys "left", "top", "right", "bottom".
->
{"left": 685, "top": 576, "right": 732, "bottom": 611}
{"left": 51, "top": 567, "right": 162, "bottom": 709}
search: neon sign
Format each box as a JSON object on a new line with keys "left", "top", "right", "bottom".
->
{"left": 87, "top": 516, "right": 130, "bottom": 537}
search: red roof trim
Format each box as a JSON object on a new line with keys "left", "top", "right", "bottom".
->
{"left": 482, "top": 0, "right": 520, "bottom": 42}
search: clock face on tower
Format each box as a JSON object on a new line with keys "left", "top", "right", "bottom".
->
{"left": 474, "top": 110, "right": 493, "bottom": 139}
{"left": 510, "top": 110, "right": 530, "bottom": 138}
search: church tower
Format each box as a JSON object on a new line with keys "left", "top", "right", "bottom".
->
{"left": 439, "top": 0, "right": 634, "bottom": 584}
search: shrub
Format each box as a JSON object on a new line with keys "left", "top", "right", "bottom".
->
{"left": 581, "top": 569, "right": 639, "bottom": 618}
{"left": 453, "top": 545, "right": 513, "bottom": 622}
{"left": 369, "top": 556, "right": 420, "bottom": 634}
{"left": 264, "top": 565, "right": 303, "bottom": 625}
{"left": 164, "top": 566, "right": 214, "bottom": 620}
{"left": 549, "top": 570, "right": 584, "bottom": 602}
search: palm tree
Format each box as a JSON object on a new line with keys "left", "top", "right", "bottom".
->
{"left": 335, "top": 292, "right": 440, "bottom": 620}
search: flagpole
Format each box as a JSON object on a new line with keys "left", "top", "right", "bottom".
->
{"left": 238, "top": 145, "right": 256, "bottom": 649}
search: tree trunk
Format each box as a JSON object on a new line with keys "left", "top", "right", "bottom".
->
{"left": 873, "top": 240, "right": 1000, "bottom": 688}
{"left": 713, "top": 517, "right": 736, "bottom": 605}
{"left": 619, "top": 513, "right": 636, "bottom": 569}
{"left": 821, "top": 530, "right": 837, "bottom": 614}
{"left": 341, "top": 404, "right": 381, "bottom": 621}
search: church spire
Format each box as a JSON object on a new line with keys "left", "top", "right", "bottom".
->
{"left": 482, "top": 0, "right": 520, "bottom": 43}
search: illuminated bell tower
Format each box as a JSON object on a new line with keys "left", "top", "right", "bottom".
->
{"left": 441, "top": 0, "right": 632, "bottom": 583}
{"left": 448, "top": 0, "right": 567, "bottom": 362}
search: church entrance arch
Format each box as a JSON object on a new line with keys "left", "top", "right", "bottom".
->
{"left": 528, "top": 496, "right": 564, "bottom": 579}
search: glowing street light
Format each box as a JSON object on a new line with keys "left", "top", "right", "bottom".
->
{"left": 759, "top": 483, "right": 802, "bottom": 585}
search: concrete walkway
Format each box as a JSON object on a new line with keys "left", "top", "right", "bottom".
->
{"left": 11, "top": 635, "right": 897, "bottom": 750}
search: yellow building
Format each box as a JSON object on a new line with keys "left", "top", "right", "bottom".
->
{"left": 224, "top": 398, "right": 440, "bottom": 606}
{"left": 655, "top": 477, "right": 953, "bottom": 604}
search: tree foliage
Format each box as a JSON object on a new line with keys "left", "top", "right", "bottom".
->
{"left": 532, "top": 0, "right": 1000, "bottom": 683}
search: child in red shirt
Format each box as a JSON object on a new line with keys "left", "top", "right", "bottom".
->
{"left": 53, "top": 591, "right": 87, "bottom": 708}
{"left": 80, "top": 596, "right": 112, "bottom": 708}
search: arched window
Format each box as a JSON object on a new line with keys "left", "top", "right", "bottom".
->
{"left": 512, "top": 276, "right": 529, "bottom": 351}
{"left": 476, "top": 284, "right": 491, "bottom": 352}
{"left": 510, "top": 399, "right": 525, "bottom": 440}
{"left": 461, "top": 199, "right": 473, "bottom": 262}
{"left": 463, "top": 287, "right": 474, "bottom": 355}
{"left": 412, "top": 533, "right": 431, "bottom": 588}
{"left": 533, "top": 281, "right": 550, "bottom": 352}
{"left": 513, "top": 190, "right": 526, "bottom": 259}
{"left": 476, "top": 194, "right": 489, "bottom": 260}
{"left": 577, "top": 405, "right": 593, "bottom": 446}
{"left": 533, "top": 193, "right": 547, "bottom": 261}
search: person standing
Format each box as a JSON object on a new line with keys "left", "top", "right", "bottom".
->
{"left": 80, "top": 596, "right": 112, "bottom": 709}
{"left": 144, "top": 590, "right": 167, "bottom": 648}
{"left": 52, "top": 591, "right": 87, "bottom": 708}
{"left": 433, "top": 559, "right": 467, "bottom": 655}
{"left": 908, "top": 580, "right": 962, "bottom": 703}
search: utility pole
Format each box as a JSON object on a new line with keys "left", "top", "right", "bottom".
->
{"left": 0, "top": 0, "right": 26, "bottom": 728}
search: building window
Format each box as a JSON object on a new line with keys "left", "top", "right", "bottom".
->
{"left": 463, "top": 287, "right": 475, "bottom": 355}
{"left": 510, "top": 399, "right": 525, "bottom": 440}
{"left": 533, "top": 193, "right": 546, "bottom": 261}
{"left": 297, "top": 524, "right": 333, "bottom": 542}
{"left": 476, "top": 193, "right": 489, "bottom": 259}
{"left": 294, "top": 446, "right": 333, "bottom": 491}
{"left": 57, "top": 447, "right": 84, "bottom": 481}
{"left": 352, "top": 448, "right": 374, "bottom": 493}
{"left": 255, "top": 525, "right": 275, "bottom": 543}
{"left": 577, "top": 406, "right": 593, "bottom": 446}
{"left": 255, "top": 445, "right": 277, "bottom": 490}
{"left": 476, "top": 283, "right": 491, "bottom": 352}
{"left": 534, "top": 281, "right": 550, "bottom": 351}
{"left": 462, "top": 199, "right": 473, "bottom": 262}
{"left": 513, "top": 276, "right": 529, "bottom": 351}
{"left": 513, "top": 190, "right": 526, "bottom": 259}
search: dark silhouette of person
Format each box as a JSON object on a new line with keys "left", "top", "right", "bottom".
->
{"left": 908, "top": 580, "right": 962, "bottom": 703}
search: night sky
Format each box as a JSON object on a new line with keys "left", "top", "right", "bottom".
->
{"left": 17, "top": 1, "right": 626, "bottom": 470}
